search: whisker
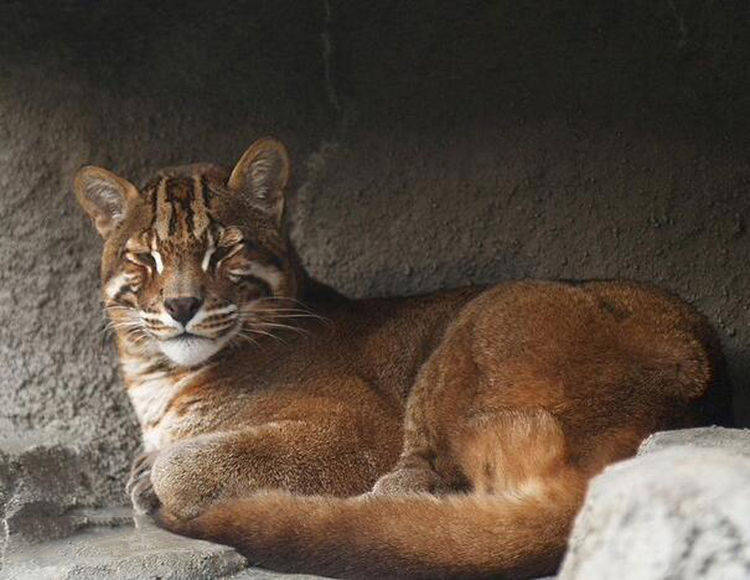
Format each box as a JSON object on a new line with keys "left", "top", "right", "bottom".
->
{"left": 248, "top": 307, "right": 323, "bottom": 315}
{"left": 252, "top": 320, "right": 306, "bottom": 331}
{"left": 252, "top": 296, "right": 317, "bottom": 309}
{"left": 233, "top": 332, "right": 261, "bottom": 348}
{"left": 101, "top": 320, "right": 144, "bottom": 335}
{"left": 243, "top": 307, "right": 331, "bottom": 325}
{"left": 248, "top": 297, "right": 328, "bottom": 314}
{"left": 107, "top": 320, "right": 143, "bottom": 327}
{"left": 250, "top": 321, "right": 311, "bottom": 336}
{"left": 241, "top": 327, "right": 288, "bottom": 345}
{"left": 255, "top": 313, "right": 329, "bottom": 322}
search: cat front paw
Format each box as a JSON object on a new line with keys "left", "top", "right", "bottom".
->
{"left": 126, "top": 451, "right": 161, "bottom": 515}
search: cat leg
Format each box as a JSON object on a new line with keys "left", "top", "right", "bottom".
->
{"left": 126, "top": 450, "right": 160, "bottom": 515}
{"left": 372, "top": 323, "right": 477, "bottom": 495}
{"left": 142, "top": 419, "right": 386, "bottom": 521}
{"left": 371, "top": 391, "right": 452, "bottom": 495}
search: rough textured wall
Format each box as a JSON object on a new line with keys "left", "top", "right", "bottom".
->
{"left": 0, "top": 1, "right": 747, "bottom": 505}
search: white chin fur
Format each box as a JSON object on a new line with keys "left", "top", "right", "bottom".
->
{"left": 158, "top": 335, "right": 227, "bottom": 367}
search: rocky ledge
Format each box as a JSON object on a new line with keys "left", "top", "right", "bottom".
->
{"left": 560, "top": 427, "right": 750, "bottom": 579}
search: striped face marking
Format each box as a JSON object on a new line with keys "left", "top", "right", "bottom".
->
{"left": 150, "top": 237, "right": 164, "bottom": 274}
{"left": 226, "top": 262, "right": 283, "bottom": 293}
{"left": 101, "top": 168, "right": 291, "bottom": 369}
{"left": 152, "top": 175, "right": 211, "bottom": 242}
{"left": 201, "top": 229, "right": 216, "bottom": 272}
{"left": 78, "top": 139, "right": 296, "bottom": 449}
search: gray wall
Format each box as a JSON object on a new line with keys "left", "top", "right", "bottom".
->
{"left": 1, "top": 1, "right": 747, "bottom": 505}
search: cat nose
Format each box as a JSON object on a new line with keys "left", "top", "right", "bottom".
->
{"left": 164, "top": 296, "right": 203, "bottom": 325}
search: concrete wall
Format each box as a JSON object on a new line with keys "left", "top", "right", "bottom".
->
{"left": 1, "top": 1, "right": 747, "bottom": 505}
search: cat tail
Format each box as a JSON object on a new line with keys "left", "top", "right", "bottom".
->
{"left": 157, "top": 466, "right": 585, "bottom": 579}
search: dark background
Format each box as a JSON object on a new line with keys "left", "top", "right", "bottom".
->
{"left": 0, "top": 0, "right": 747, "bottom": 502}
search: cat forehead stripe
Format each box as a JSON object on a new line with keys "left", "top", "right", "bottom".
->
{"left": 152, "top": 176, "right": 211, "bottom": 241}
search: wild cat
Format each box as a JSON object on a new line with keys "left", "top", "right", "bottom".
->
{"left": 75, "top": 137, "right": 726, "bottom": 578}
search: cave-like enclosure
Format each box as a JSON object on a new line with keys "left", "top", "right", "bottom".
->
{"left": 0, "top": 1, "right": 748, "bottom": 577}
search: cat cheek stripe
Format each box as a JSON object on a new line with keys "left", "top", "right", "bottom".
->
{"left": 104, "top": 272, "right": 131, "bottom": 300}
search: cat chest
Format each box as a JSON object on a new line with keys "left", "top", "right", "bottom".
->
{"left": 127, "top": 370, "right": 210, "bottom": 451}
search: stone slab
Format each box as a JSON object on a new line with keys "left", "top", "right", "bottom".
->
{"left": 1, "top": 512, "right": 336, "bottom": 580}
{"left": 0, "top": 422, "right": 138, "bottom": 561}
{"left": 2, "top": 520, "right": 247, "bottom": 580}
{"left": 559, "top": 446, "right": 750, "bottom": 579}
{"left": 639, "top": 426, "right": 750, "bottom": 458}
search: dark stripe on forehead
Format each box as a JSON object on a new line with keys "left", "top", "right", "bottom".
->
{"left": 154, "top": 177, "right": 170, "bottom": 239}
{"left": 200, "top": 175, "right": 211, "bottom": 208}
{"left": 160, "top": 176, "right": 205, "bottom": 239}
{"left": 133, "top": 176, "right": 161, "bottom": 232}
{"left": 165, "top": 179, "right": 178, "bottom": 236}
{"left": 144, "top": 171, "right": 211, "bottom": 240}
{"left": 184, "top": 182, "right": 195, "bottom": 233}
{"left": 176, "top": 179, "right": 193, "bottom": 220}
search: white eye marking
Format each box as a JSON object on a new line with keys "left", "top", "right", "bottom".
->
{"left": 148, "top": 236, "right": 164, "bottom": 275}
{"left": 104, "top": 272, "right": 130, "bottom": 299}
{"left": 151, "top": 250, "right": 164, "bottom": 274}
{"left": 227, "top": 263, "right": 283, "bottom": 291}
{"left": 105, "top": 269, "right": 144, "bottom": 299}
{"left": 201, "top": 231, "right": 216, "bottom": 272}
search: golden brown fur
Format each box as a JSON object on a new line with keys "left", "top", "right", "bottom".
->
{"left": 75, "top": 137, "right": 727, "bottom": 578}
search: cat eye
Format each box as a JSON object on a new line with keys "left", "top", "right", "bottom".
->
{"left": 226, "top": 269, "right": 272, "bottom": 296}
{"left": 208, "top": 242, "right": 245, "bottom": 273}
{"left": 125, "top": 252, "right": 156, "bottom": 273}
{"left": 226, "top": 267, "right": 251, "bottom": 283}
{"left": 208, "top": 245, "right": 233, "bottom": 270}
{"left": 227, "top": 271, "right": 249, "bottom": 283}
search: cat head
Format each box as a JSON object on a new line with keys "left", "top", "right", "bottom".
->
{"left": 75, "top": 137, "right": 302, "bottom": 367}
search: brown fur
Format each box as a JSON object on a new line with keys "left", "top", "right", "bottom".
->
{"left": 75, "top": 137, "right": 727, "bottom": 578}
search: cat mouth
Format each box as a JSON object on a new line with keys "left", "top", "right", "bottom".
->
{"left": 158, "top": 332, "right": 227, "bottom": 367}
{"left": 166, "top": 332, "right": 212, "bottom": 342}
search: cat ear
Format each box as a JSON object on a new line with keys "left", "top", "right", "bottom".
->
{"left": 74, "top": 166, "right": 139, "bottom": 238}
{"left": 228, "top": 137, "right": 290, "bottom": 225}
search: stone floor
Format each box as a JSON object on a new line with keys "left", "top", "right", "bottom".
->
{"left": 2, "top": 514, "right": 322, "bottom": 579}
{"left": 0, "top": 423, "right": 325, "bottom": 579}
